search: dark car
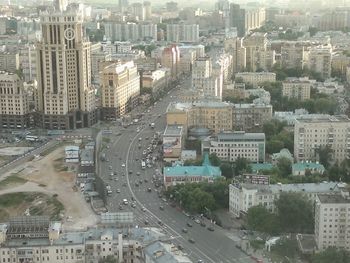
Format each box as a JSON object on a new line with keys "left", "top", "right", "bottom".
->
{"left": 182, "top": 228, "right": 188, "bottom": 233}
{"left": 178, "top": 244, "right": 184, "bottom": 250}
{"left": 188, "top": 238, "right": 195, "bottom": 243}
{"left": 187, "top": 222, "right": 193, "bottom": 227}
{"left": 159, "top": 206, "right": 164, "bottom": 210}
{"left": 144, "top": 220, "right": 149, "bottom": 225}
{"left": 158, "top": 220, "right": 163, "bottom": 225}
{"left": 207, "top": 226, "right": 214, "bottom": 231}
{"left": 147, "top": 188, "right": 152, "bottom": 192}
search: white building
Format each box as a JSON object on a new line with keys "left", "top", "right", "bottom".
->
{"left": 166, "top": 23, "right": 200, "bottom": 43}
{"left": 104, "top": 22, "right": 157, "bottom": 42}
{"left": 229, "top": 182, "right": 344, "bottom": 218}
{"left": 294, "top": 115, "right": 350, "bottom": 163}
{"left": 315, "top": 191, "right": 350, "bottom": 251}
{"left": 202, "top": 131, "right": 265, "bottom": 163}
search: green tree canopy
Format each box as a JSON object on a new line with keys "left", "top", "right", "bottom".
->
{"left": 220, "top": 163, "right": 233, "bottom": 179}
{"left": 247, "top": 205, "right": 280, "bottom": 235}
{"left": 276, "top": 157, "right": 292, "bottom": 177}
{"left": 275, "top": 192, "right": 314, "bottom": 233}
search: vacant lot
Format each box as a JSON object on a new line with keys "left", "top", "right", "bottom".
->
{"left": 0, "top": 192, "right": 64, "bottom": 221}
{"left": 0, "top": 145, "right": 98, "bottom": 230}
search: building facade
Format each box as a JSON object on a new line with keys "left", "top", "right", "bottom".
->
{"left": 0, "top": 72, "right": 30, "bottom": 129}
{"left": 161, "top": 45, "right": 180, "bottom": 79}
{"left": 315, "top": 192, "right": 350, "bottom": 251}
{"left": 35, "top": 9, "right": 96, "bottom": 129}
{"left": 229, "top": 182, "right": 344, "bottom": 218}
{"left": 100, "top": 61, "right": 140, "bottom": 120}
{"left": 202, "top": 131, "right": 265, "bottom": 163}
{"left": 235, "top": 72, "right": 276, "bottom": 87}
{"left": 306, "top": 45, "right": 332, "bottom": 79}
{"left": 282, "top": 78, "right": 312, "bottom": 101}
{"left": 294, "top": 115, "right": 350, "bottom": 163}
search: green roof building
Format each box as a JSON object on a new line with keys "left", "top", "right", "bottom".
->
{"left": 163, "top": 153, "right": 222, "bottom": 189}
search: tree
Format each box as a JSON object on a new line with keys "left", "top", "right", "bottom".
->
{"left": 266, "top": 140, "right": 285, "bottom": 155}
{"left": 277, "top": 157, "right": 292, "bottom": 177}
{"left": 275, "top": 192, "right": 314, "bottom": 233}
{"left": 234, "top": 157, "right": 251, "bottom": 175}
{"left": 247, "top": 205, "right": 280, "bottom": 235}
{"left": 317, "top": 146, "right": 333, "bottom": 169}
{"left": 209, "top": 153, "right": 221, "bottom": 166}
{"left": 220, "top": 163, "right": 233, "bottom": 179}
{"left": 99, "top": 256, "right": 117, "bottom": 263}
{"left": 311, "top": 247, "right": 350, "bottom": 263}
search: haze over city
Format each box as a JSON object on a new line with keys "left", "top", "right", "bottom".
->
{"left": 0, "top": 0, "right": 350, "bottom": 263}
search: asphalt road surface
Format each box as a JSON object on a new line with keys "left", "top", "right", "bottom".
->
{"left": 98, "top": 78, "right": 254, "bottom": 263}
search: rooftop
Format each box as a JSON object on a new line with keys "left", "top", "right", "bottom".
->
{"left": 295, "top": 115, "right": 350, "bottom": 123}
{"left": 164, "top": 125, "right": 183, "bottom": 137}
{"left": 318, "top": 193, "right": 350, "bottom": 204}
{"left": 217, "top": 131, "right": 265, "bottom": 142}
{"left": 292, "top": 162, "right": 325, "bottom": 172}
{"left": 144, "top": 241, "right": 193, "bottom": 263}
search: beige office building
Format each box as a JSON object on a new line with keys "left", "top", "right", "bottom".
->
{"left": 232, "top": 103, "right": 273, "bottom": 131}
{"left": 161, "top": 45, "right": 180, "bottom": 79}
{"left": 35, "top": 8, "right": 96, "bottom": 129}
{"left": 100, "top": 61, "right": 140, "bottom": 120}
{"left": 294, "top": 115, "right": 350, "bottom": 163}
{"left": 315, "top": 191, "right": 350, "bottom": 251}
{"left": 235, "top": 72, "right": 276, "bottom": 87}
{"left": 0, "top": 72, "right": 30, "bottom": 129}
{"left": 166, "top": 101, "right": 232, "bottom": 134}
{"left": 282, "top": 77, "right": 312, "bottom": 101}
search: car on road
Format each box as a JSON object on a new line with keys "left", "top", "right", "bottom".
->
{"left": 131, "top": 196, "right": 135, "bottom": 201}
{"left": 141, "top": 207, "right": 146, "bottom": 212}
{"left": 182, "top": 228, "right": 188, "bottom": 233}
{"left": 135, "top": 183, "right": 139, "bottom": 187}
{"left": 207, "top": 226, "right": 214, "bottom": 231}
{"left": 116, "top": 189, "right": 120, "bottom": 193}
{"left": 178, "top": 245, "right": 184, "bottom": 250}
{"left": 187, "top": 222, "right": 193, "bottom": 227}
{"left": 159, "top": 206, "right": 164, "bottom": 210}
{"left": 157, "top": 220, "right": 163, "bottom": 225}
{"left": 131, "top": 203, "right": 136, "bottom": 208}
{"left": 129, "top": 170, "right": 133, "bottom": 174}
{"left": 108, "top": 166, "right": 112, "bottom": 170}
{"left": 144, "top": 179, "right": 148, "bottom": 183}
{"left": 136, "top": 172, "right": 141, "bottom": 176}
{"left": 121, "top": 163, "right": 125, "bottom": 167}
{"left": 194, "top": 219, "right": 201, "bottom": 224}
{"left": 144, "top": 220, "right": 149, "bottom": 225}
{"left": 118, "top": 205, "right": 123, "bottom": 210}
{"left": 147, "top": 188, "right": 152, "bottom": 192}
{"left": 122, "top": 182, "right": 127, "bottom": 187}
{"left": 188, "top": 238, "right": 195, "bottom": 244}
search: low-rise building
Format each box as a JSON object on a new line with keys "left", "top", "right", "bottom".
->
{"left": 271, "top": 148, "right": 293, "bottom": 165}
{"left": 292, "top": 162, "right": 325, "bottom": 176}
{"left": 202, "top": 131, "right": 265, "bottom": 163}
{"left": 144, "top": 241, "right": 193, "bottom": 263}
{"left": 163, "top": 125, "right": 184, "bottom": 162}
{"left": 163, "top": 153, "right": 222, "bottom": 189}
{"left": 65, "top": 146, "right": 79, "bottom": 163}
{"left": 80, "top": 149, "right": 94, "bottom": 166}
{"left": 235, "top": 72, "right": 276, "bottom": 88}
{"left": 0, "top": 216, "right": 165, "bottom": 263}
{"left": 315, "top": 191, "right": 350, "bottom": 251}
{"left": 229, "top": 182, "right": 345, "bottom": 218}
{"left": 282, "top": 77, "right": 313, "bottom": 101}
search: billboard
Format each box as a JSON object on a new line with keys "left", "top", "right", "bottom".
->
{"left": 101, "top": 212, "right": 134, "bottom": 225}
{"left": 163, "top": 136, "right": 181, "bottom": 158}
{"left": 244, "top": 174, "right": 269, "bottom": 185}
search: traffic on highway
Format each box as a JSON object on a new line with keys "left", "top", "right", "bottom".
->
{"left": 97, "top": 77, "right": 254, "bottom": 263}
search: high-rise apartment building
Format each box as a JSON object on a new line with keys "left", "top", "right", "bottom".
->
{"left": 104, "top": 22, "right": 157, "bottom": 42}
{"left": 161, "top": 45, "right": 180, "bottom": 79}
{"left": 280, "top": 41, "right": 308, "bottom": 69}
{"left": 131, "top": 3, "right": 145, "bottom": 21}
{"left": 229, "top": 4, "right": 266, "bottom": 37}
{"left": 306, "top": 45, "right": 332, "bottom": 79}
{"left": 100, "top": 61, "right": 140, "bottom": 120}
{"left": 192, "top": 56, "right": 223, "bottom": 100}
{"left": 315, "top": 192, "right": 350, "bottom": 251}
{"left": 294, "top": 115, "right": 350, "bottom": 163}
{"left": 166, "top": 23, "right": 200, "bottom": 43}
{"left": 143, "top": 1, "right": 152, "bottom": 20}
{"left": 0, "top": 72, "right": 30, "bottom": 129}
{"left": 118, "top": 0, "right": 129, "bottom": 13}
{"left": 35, "top": 6, "right": 96, "bottom": 129}
{"left": 224, "top": 37, "right": 246, "bottom": 73}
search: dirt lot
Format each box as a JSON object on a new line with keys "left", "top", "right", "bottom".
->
{"left": 0, "top": 146, "right": 98, "bottom": 230}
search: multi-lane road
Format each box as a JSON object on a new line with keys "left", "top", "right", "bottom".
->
{"left": 98, "top": 80, "right": 254, "bottom": 263}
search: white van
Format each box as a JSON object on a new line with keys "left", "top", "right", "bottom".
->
{"left": 123, "top": 199, "right": 128, "bottom": 205}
